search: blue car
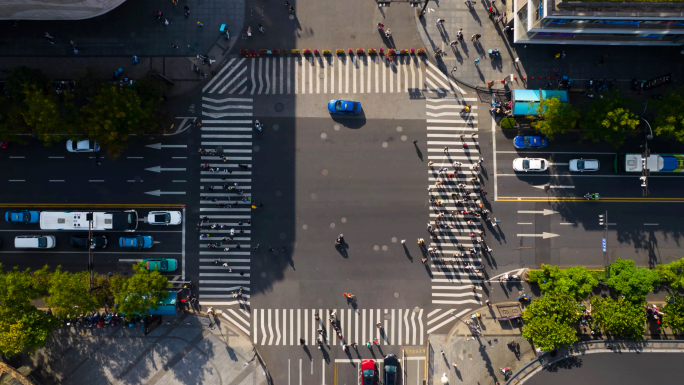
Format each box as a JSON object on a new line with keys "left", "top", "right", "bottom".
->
{"left": 328, "top": 100, "right": 361, "bottom": 114}
{"left": 514, "top": 135, "right": 548, "bottom": 149}
{"left": 119, "top": 235, "right": 154, "bottom": 249}
{"left": 5, "top": 210, "right": 40, "bottom": 224}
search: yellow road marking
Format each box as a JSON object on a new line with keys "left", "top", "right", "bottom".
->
{"left": 334, "top": 362, "right": 338, "bottom": 385}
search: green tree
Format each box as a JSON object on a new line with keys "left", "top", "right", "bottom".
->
{"left": 0, "top": 265, "right": 59, "bottom": 356}
{"left": 22, "top": 85, "right": 77, "bottom": 145}
{"left": 526, "top": 97, "right": 582, "bottom": 139}
{"left": 581, "top": 91, "right": 640, "bottom": 147}
{"left": 656, "top": 258, "right": 684, "bottom": 290}
{"left": 591, "top": 297, "right": 645, "bottom": 339}
{"left": 653, "top": 88, "right": 684, "bottom": 143}
{"left": 534, "top": 265, "right": 599, "bottom": 299}
{"left": 3, "top": 66, "right": 48, "bottom": 100}
{"left": 132, "top": 71, "right": 173, "bottom": 134}
{"left": 44, "top": 268, "right": 100, "bottom": 318}
{"left": 522, "top": 293, "right": 580, "bottom": 351}
{"left": 74, "top": 66, "right": 104, "bottom": 106}
{"left": 607, "top": 258, "right": 660, "bottom": 302}
{"left": 110, "top": 262, "right": 170, "bottom": 317}
{"left": 79, "top": 85, "right": 152, "bottom": 158}
{"left": 0, "top": 97, "right": 31, "bottom": 143}
{"left": 662, "top": 294, "right": 684, "bottom": 332}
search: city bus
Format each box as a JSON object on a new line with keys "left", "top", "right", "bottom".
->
{"left": 39, "top": 210, "right": 139, "bottom": 231}
{"left": 614, "top": 153, "right": 684, "bottom": 173}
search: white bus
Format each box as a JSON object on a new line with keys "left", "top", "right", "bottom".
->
{"left": 39, "top": 210, "right": 139, "bottom": 231}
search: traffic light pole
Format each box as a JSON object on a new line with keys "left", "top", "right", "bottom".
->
{"left": 599, "top": 211, "right": 609, "bottom": 280}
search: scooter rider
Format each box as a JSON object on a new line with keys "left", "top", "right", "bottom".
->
{"left": 255, "top": 120, "right": 262, "bottom": 131}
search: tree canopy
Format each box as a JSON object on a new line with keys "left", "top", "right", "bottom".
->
{"left": 110, "top": 262, "right": 170, "bottom": 317}
{"left": 656, "top": 258, "right": 684, "bottom": 290}
{"left": 662, "top": 294, "right": 684, "bottom": 333}
{"left": 530, "top": 265, "right": 599, "bottom": 299}
{"left": 44, "top": 268, "right": 100, "bottom": 318}
{"left": 591, "top": 297, "right": 645, "bottom": 339}
{"left": 526, "top": 97, "right": 582, "bottom": 139}
{"left": 607, "top": 258, "right": 660, "bottom": 302}
{"left": 522, "top": 293, "right": 581, "bottom": 351}
{"left": 0, "top": 265, "right": 59, "bottom": 356}
{"left": 653, "top": 88, "right": 684, "bottom": 143}
{"left": 580, "top": 91, "right": 640, "bottom": 148}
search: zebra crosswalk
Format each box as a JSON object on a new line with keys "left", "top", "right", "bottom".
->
{"left": 424, "top": 97, "right": 486, "bottom": 314}
{"left": 197, "top": 97, "right": 254, "bottom": 307}
{"left": 228, "top": 308, "right": 426, "bottom": 346}
{"left": 201, "top": 56, "right": 467, "bottom": 95}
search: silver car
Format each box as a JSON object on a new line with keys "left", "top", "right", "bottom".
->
{"left": 569, "top": 158, "right": 600, "bottom": 172}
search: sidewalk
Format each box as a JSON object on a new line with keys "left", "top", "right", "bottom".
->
{"left": 16, "top": 312, "right": 269, "bottom": 385}
{"left": 413, "top": 1, "right": 684, "bottom": 92}
{"left": 429, "top": 302, "right": 535, "bottom": 385}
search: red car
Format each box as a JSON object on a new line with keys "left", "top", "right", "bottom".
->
{"left": 0, "top": 141, "right": 7, "bottom": 149}
{"left": 361, "top": 360, "right": 377, "bottom": 385}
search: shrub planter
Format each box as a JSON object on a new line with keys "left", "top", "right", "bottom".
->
{"left": 417, "top": 48, "right": 426, "bottom": 54}
{"left": 400, "top": 49, "right": 409, "bottom": 55}
{"left": 388, "top": 49, "right": 396, "bottom": 55}
{"left": 500, "top": 117, "right": 517, "bottom": 129}
{"left": 336, "top": 49, "right": 345, "bottom": 55}
{"left": 368, "top": 48, "right": 377, "bottom": 54}
{"left": 273, "top": 49, "right": 280, "bottom": 54}
{"left": 240, "top": 49, "right": 248, "bottom": 55}
{"left": 348, "top": 49, "right": 354, "bottom": 54}
{"left": 259, "top": 49, "right": 268, "bottom": 54}
{"left": 303, "top": 48, "right": 312, "bottom": 54}
{"left": 356, "top": 48, "right": 364, "bottom": 54}
{"left": 291, "top": 49, "right": 300, "bottom": 54}
{"left": 313, "top": 49, "right": 319, "bottom": 55}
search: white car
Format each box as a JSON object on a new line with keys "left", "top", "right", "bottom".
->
{"left": 512, "top": 158, "right": 548, "bottom": 172}
{"left": 147, "top": 211, "right": 182, "bottom": 225}
{"left": 66, "top": 140, "right": 99, "bottom": 153}
{"left": 569, "top": 158, "right": 600, "bottom": 172}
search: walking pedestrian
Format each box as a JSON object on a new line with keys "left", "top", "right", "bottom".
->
{"left": 385, "top": 28, "right": 391, "bottom": 38}
{"left": 44, "top": 32, "right": 55, "bottom": 44}
{"left": 288, "top": 5, "right": 295, "bottom": 12}
{"left": 373, "top": 338, "right": 379, "bottom": 345}
{"left": 197, "top": 21, "right": 203, "bottom": 29}
{"left": 377, "top": 22, "right": 384, "bottom": 31}
{"left": 164, "top": 19, "right": 170, "bottom": 26}
{"left": 268, "top": 247, "right": 274, "bottom": 253}
{"left": 444, "top": 146, "right": 449, "bottom": 153}
{"left": 450, "top": 40, "right": 457, "bottom": 47}
{"left": 171, "top": 43, "right": 178, "bottom": 50}
{"left": 254, "top": 244, "right": 260, "bottom": 250}
{"left": 157, "top": 10, "right": 163, "bottom": 20}
{"left": 258, "top": 23, "right": 265, "bottom": 33}
{"left": 366, "top": 340, "right": 372, "bottom": 348}
{"left": 436, "top": 18, "right": 445, "bottom": 26}
{"left": 471, "top": 33, "right": 481, "bottom": 41}
{"left": 172, "top": 0, "right": 178, "bottom": 4}
{"left": 73, "top": 47, "right": 79, "bottom": 54}
{"left": 413, "top": 140, "right": 418, "bottom": 144}
{"left": 300, "top": 338, "right": 306, "bottom": 345}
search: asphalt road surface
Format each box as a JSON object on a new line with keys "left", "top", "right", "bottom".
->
{"left": 525, "top": 352, "right": 681, "bottom": 385}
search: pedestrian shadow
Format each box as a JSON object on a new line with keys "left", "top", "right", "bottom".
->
{"left": 460, "top": 41, "right": 470, "bottom": 58}
{"left": 335, "top": 242, "right": 349, "bottom": 258}
{"left": 453, "top": 49, "right": 464, "bottom": 64}
{"left": 402, "top": 244, "right": 413, "bottom": 262}
{"left": 303, "top": 345, "right": 312, "bottom": 361}
{"left": 414, "top": 142, "right": 423, "bottom": 161}
{"left": 344, "top": 348, "right": 357, "bottom": 365}
{"left": 320, "top": 346, "right": 331, "bottom": 363}
{"left": 469, "top": 7, "right": 482, "bottom": 26}
{"left": 352, "top": 346, "right": 362, "bottom": 359}
{"left": 376, "top": 344, "right": 385, "bottom": 356}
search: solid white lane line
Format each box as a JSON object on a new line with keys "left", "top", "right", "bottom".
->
{"left": 8, "top": 180, "right": 24, "bottom": 182}
{"left": 9, "top": 156, "right": 24, "bottom": 159}
{"left": 89, "top": 180, "right": 104, "bottom": 182}
{"left": 48, "top": 156, "right": 65, "bottom": 159}
{"left": 49, "top": 180, "right": 64, "bottom": 182}
{"left": 517, "top": 222, "right": 533, "bottom": 225}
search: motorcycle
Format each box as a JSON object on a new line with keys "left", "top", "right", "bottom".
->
{"left": 255, "top": 120, "right": 262, "bottom": 132}
{"left": 584, "top": 193, "right": 600, "bottom": 201}
{"left": 335, "top": 234, "right": 344, "bottom": 246}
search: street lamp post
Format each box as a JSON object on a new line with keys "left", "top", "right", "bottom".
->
{"left": 641, "top": 118, "right": 653, "bottom": 140}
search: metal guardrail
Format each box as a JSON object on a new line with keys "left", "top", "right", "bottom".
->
{"left": 506, "top": 340, "right": 684, "bottom": 385}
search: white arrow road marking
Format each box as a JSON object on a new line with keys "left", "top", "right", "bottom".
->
{"left": 517, "top": 232, "right": 560, "bottom": 239}
{"left": 517, "top": 209, "right": 559, "bottom": 215}
{"left": 145, "top": 143, "right": 188, "bottom": 150}
{"left": 532, "top": 185, "right": 575, "bottom": 189}
{"left": 145, "top": 166, "right": 186, "bottom": 173}
{"left": 145, "top": 190, "right": 186, "bottom": 196}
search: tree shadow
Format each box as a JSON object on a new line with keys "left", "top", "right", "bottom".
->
{"left": 544, "top": 356, "right": 583, "bottom": 372}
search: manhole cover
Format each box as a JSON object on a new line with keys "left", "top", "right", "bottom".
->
{"left": 394, "top": 292, "right": 400, "bottom": 298}
{"left": 275, "top": 102, "right": 284, "bottom": 112}
{"left": 273, "top": 124, "right": 280, "bottom": 131}
{"left": 413, "top": 306, "right": 420, "bottom": 313}
{"left": 384, "top": 313, "right": 391, "bottom": 320}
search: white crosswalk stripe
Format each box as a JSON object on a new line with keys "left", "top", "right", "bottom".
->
{"left": 203, "top": 56, "right": 466, "bottom": 95}
{"left": 242, "top": 308, "right": 425, "bottom": 346}
{"left": 198, "top": 97, "right": 254, "bottom": 307}
{"left": 424, "top": 97, "right": 489, "bottom": 327}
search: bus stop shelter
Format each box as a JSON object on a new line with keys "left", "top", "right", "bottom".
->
{"left": 511, "top": 89, "right": 569, "bottom": 116}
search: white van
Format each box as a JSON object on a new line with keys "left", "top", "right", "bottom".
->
{"left": 14, "top": 235, "right": 56, "bottom": 249}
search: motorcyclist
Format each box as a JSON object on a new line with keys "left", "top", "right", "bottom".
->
{"left": 255, "top": 120, "right": 262, "bottom": 131}
{"left": 335, "top": 234, "right": 343, "bottom": 246}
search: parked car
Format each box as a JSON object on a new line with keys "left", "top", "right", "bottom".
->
{"left": 66, "top": 140, "right": 99, "bottom": 153}
{"left": 514, "top": 135, "right": 548, "bottom": 149}
{"left": 70, "top": 235, "right": 108, "bottom": 249}
{"left": 569, "top": 158, "right": 600, "bottom": 172}
{"left": 512, "top": 158, "right": 548, "bottom": 172}
{"left": 328, "top": 100, "right": 361, "bottom": 114}
{"left": 119, "top": 235, "right": 154, "bottom": 249}
{"left": 142, "top": 258, "right": 178, "bottom": 272}
{"left": 147, "top": 211, "right": 182, "bottom": 225}
{"left": 5, "top": 210, "right": 39, "bottom": 224}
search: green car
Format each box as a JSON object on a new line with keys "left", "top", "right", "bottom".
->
{"left": 142, "top": 258, "right": 178, "bottom": 272}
